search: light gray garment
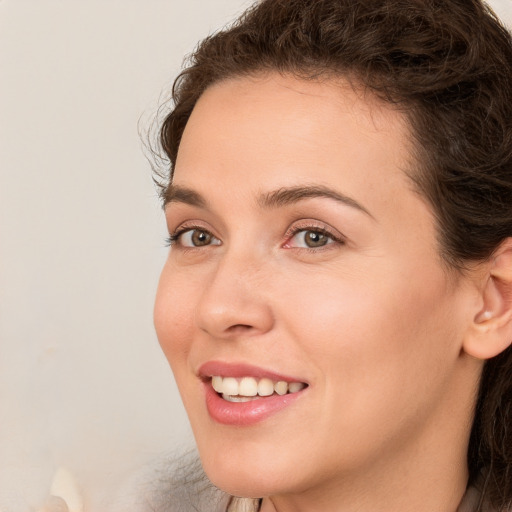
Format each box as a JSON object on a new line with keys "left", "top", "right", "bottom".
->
{"left": 107, "top": 455, "right": 230, "bottom": 512}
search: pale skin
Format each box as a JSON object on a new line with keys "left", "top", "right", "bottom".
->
{"left": 154, "top": 73, "right": 512, "bottom": 512}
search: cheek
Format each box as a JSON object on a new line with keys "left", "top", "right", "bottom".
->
{"left": 154, "top": 261, "right": 198, "bottom": 373}
{"left": 283, "top": 252, "right": 459, "bottom": 359}
{"left": 281, "top": 261, "right": 462, "bottom": 432}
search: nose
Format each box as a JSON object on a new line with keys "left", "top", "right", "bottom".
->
{"left": 195, "top": 251, "right": 275, "bottom": 340}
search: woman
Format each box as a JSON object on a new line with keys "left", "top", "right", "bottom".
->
{"left": 152, "top": 0, "right": 512, "bottom": 510}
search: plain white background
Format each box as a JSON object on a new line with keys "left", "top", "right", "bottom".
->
{"left": 0, "top": 1, "right": 510, "bottom": 511}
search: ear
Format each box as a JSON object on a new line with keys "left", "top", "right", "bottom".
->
{"left": 463, "top": 239, "right": 512, "bottom": 360}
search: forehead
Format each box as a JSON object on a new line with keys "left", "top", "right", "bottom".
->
{"left": 176, "top": 73, "right": 412, "bottom": 172}
{"left": 173, "top": 73, "right": 417, "bottom": 210}
{"left": 187, "top": 73, "right": 410, "bottom": 142}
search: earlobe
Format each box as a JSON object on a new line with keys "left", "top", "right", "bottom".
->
{"left": 463, "top": 241, "right": 512, "bottom": 360}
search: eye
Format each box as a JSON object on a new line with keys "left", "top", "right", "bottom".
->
{"left": 171, "top": 228, "right": 221, "bottom": 248}
{"left": 287, "top": 229, "right": 336, "bottom": 248}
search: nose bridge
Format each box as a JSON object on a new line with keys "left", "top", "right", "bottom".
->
{"left": 195, "top": 244, "right": 274, "bottom": 339}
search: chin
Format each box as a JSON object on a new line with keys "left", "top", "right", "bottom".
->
{"left": 198, "top": 445, "right": 294, "bottom": 498}
{"left": 205, "top": 466, "right": 279, "bottom": 499}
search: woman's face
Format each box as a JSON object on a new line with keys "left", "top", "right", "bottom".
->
{"left": 155, "top": 74, "right": 478, "bottom": 500}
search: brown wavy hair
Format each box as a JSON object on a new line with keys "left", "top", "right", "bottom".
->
{"left": 157, "top": 0, "right": 512, "bottom": 509}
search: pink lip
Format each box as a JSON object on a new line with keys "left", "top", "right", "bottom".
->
{"left": 198, "top": 361, "right": 308, "bottom": 427}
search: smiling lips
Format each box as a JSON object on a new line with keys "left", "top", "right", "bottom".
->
{"left": 199, "top": 362, "right": 308, "bottom": 425}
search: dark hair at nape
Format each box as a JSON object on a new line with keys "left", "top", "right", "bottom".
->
{"left": 156, "top": 0, "right": 512, "bottom": 509}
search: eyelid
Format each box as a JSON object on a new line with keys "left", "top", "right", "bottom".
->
{"left": 166, "top": 221, "right": 221, "bottom": 248}
{"left": 282, "top": 220, "right": 346, "bottom": 248}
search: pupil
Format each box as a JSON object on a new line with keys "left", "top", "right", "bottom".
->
{"left": 192, "top": 230, "right": 210, "bottom": 246}
{"left": 306, "top": 231, "right": 327, "bottom": 247}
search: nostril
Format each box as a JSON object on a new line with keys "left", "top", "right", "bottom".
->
{"left": 227, "top": 324, "right": 254, "bottom": 333}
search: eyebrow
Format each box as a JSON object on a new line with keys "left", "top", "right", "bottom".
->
{"left": 164, "top": 185, "right": 207, "bottom": 208}
{"left": 258, "top": 185, "right": 373, "bottom": 218}
{"left": 164, "top": 183, "right": 373, "bottom": 219}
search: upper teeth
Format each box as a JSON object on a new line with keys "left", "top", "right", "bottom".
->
{"left": 211, "top": 376, "right": 306, "bottom": 397}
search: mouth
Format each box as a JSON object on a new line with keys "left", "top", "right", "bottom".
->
{"left": 198, "top": 362, "right": 309, "bottom": 426}
{"left": 211, "top": 375, "right": 307, "bottom": 402}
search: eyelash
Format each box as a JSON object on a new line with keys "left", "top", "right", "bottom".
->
{"left": 283, "top": 224, "right": 344, "bottom": 249}
{"left": 164, "top": 225, "right": 212, "bottom": 247}
{"left": 165, "top": 223, "right": 344, "bottom": 249}
{"left": 164, "top": 235, "right": 176, "bottom": 247}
